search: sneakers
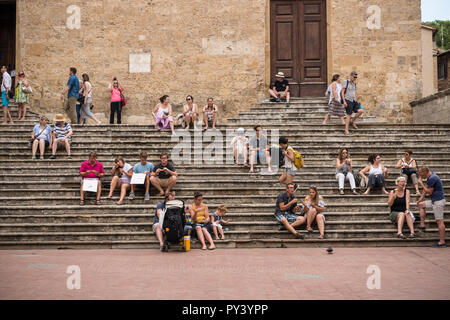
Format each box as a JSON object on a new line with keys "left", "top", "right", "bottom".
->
{"left": 39, "top": 156, "right": 44, "bottom": 160}
{"left": 67, "top": 155, "right": 72, "bottom": 159}
{"left": 276, "top": 98, "right": 281, "bottom": 102}
{"left": 128, "top": 192, "right": 135, "bottom": 200}
{"left": 285, "top": 102, "right": 290, "bottom": 108}
{"left": 32, "top": 156, "right": 36, "bottom": 160}
{"left": 144, "top": 192, "right": 150, "bottom": 201}
{"left": 49, "top": 155, "right": 56, "bottom": 159}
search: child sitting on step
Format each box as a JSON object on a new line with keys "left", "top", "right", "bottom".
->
{"left": 210, "top": 205, "right": 230, "bottom": 240}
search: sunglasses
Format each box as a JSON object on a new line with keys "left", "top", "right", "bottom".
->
{"left": 186, "top": 98, "right": 192, "bottom": 101}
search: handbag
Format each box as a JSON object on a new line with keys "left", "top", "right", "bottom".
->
{"left": 401, "top": 167, "right": 417, "bottom": 176}
{"left": 120, "top": 92, "right": 126, "bottom": 107}
{"left": 22, "top": 85, "right": 33, "bottom": 94}
{"left": 8, "top": 90, "right": 14, "bottom": 99}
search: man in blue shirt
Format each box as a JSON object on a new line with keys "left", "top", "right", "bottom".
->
{"left": 60, "top": 67, "right": 79, "bottom": 124}
{"left": 129, "top": 151, "right": 154, "bottom": 201}
{"left": 417, "top": 166, "right": 446, "bottom": 247}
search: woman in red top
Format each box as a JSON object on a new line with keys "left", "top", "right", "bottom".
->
{"left": 109, "top": 78, "right": 123, "bottom": 124}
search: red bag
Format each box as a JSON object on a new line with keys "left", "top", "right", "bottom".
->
{"left": 120, "top": 93, "right": 126, "bottom": 107}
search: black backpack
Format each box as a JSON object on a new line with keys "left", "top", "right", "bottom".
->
{"left": 162, "top": 199, "right": 185, "bottom": 243}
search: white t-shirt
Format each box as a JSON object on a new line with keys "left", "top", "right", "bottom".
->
{"left": 120, "top": 163, "right": 133, "bottom": 184}
{"left": 231, "top": 136, "right": 248, "bottom": 154}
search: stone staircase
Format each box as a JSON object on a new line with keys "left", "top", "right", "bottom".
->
{"left": 0, "top": 98, "right": 449, "bottom": 249}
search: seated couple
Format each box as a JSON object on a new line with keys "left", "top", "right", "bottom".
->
{"left": 274, "top": 184, "right": 327, "bottom": 239}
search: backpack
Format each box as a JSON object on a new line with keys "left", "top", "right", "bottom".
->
{"left": 343, "top": 79, "right": 356, "bottom": 94}
{"left": 287, "top": 146, "right": 304, "bottom": 169}
{"left": 162, "top": 199, "right": 185, "bottom": 243}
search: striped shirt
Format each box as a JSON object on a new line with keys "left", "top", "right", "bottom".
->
{"left": 53, "top": 122, "right": 72, "bottom": 141}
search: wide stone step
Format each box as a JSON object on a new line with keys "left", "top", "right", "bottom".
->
{"left": 2, "top": 212, "right": 448, "bottom": 224}
{"left": 0, "top": 228, "right": 446, "bottom": 242}
{"left": 1, "top": 218, "right": 447, "bottom": 233}
{"left": 1, "top": 203, "right": 448, "bottom": 214}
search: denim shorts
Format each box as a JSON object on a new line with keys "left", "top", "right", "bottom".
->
{"left": 286, "top": 168, "right": 296, "bottom": 176}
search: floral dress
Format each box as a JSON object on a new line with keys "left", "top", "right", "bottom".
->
{"left": 15, "top": 80, "right": 29, "bottom": 104}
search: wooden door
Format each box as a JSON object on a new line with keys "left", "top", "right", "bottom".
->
{"left": 270, "top": 0, "right": 327, "bottom": 97}
{"left": 0, "top": 3, "right": 16, "bottom": 72}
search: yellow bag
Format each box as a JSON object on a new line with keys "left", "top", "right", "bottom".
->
{"left": 288, "top": 146, "right": 304, "bottom": 169}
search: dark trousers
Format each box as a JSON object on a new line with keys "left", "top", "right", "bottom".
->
{"left": 368, "top": 174, "right": 386, "bottom": 188}
{"left": 110, "top": 102, "right": 122, "bottom": 124}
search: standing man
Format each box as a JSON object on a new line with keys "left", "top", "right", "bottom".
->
{"left": 249, "top": 125, "right": 272, "bottom": 173}
{"left": 268, "top": 71, "right": 290, "bottom": 107}
{"left": 61, "top": 67, "right": 79, "bottom": 124}
{"left": 1, "top": 66, "right": 13, "bottom": 124}
{"left": 417, "top": 166, "right": 446, "bottom": 247}
{"left": 342, "top": 71, "right": 363, "bottom": 134}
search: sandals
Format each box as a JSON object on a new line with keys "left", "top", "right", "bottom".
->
{"left": 318, "top": 234, "right": 324, "bottom": 240}
{"left": 96, "top": 200, "right": 102, "bottom": 205}
{"left": 397, "top": 233, "right": 406, "bottom": 239}
{"left": 307, "top": 227, "right": 313, "bottom": 233}
{"left": 352, "top": 189, "right": 359, "bottom": 195}
{"left": 432, "top": 243, "right": 446, "bottom": 247}
{"left": 295, "top": 232, "right": 305, "bottom": 240}
{"left": 339, "top": 189, "right": 344, "bottom": 195}
{"left": 408, "top": 233, "right": 416, "bottom": 239}
{"left": 79, "top": 200, "right": 85, "bottom": 205}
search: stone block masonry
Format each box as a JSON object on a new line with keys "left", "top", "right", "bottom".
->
{"left": 16, "top": 0, "right": 422, "bottom": 124}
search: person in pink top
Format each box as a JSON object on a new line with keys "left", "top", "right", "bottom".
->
{"left": 79, "top": 151, "right": 105, "bottom": 205}
{"left": 109, "top": 77, "right": 123, "bottom": 124}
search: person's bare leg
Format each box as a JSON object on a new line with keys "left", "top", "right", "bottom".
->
{"left": 306, "top": 208, "right": 317, "bottom": 231}
{"left": 353, "top": 109, "right": 363, "bottom": 123}
{"left": 185, "top": 114, "right": 191, "bottom": 129}
{"left": 203, "top": 112, "right": 208, "bottom": 129}
{"left": 249, "top": 150, "right": 256, "bottom": 172}
{"left": 169, "top": 121, "right": 175, "bottom": 135}
{"left": 291, "top": 216, "right": 306, "bottom": 229}
{"left": 279, "top": 172, "right": 287, "bottom": 185}
{"left": 165, "top": 176, "right": 177, "bottom": 195}
{"left": 418, "top": 202, "right": 426, "bottom": 228}
{"left": 17, "top": 103, "right": 22, "bottom": 120}
{"left": 286, "top": 92, "right": 290, "bottom": 103}
{"left": 96, "top": 181, "right": 102, "bottom": 202}
{"left": 212, "top": 225, "right": 219, "bottom": 240}
{"left": 202, "top": 228, "right": 216, "bottom": 249}
{"left": 285, "top": 174, "right": 293, "bottom": 185}
{"left": 218, "top": 227, "right": 225, "bottom": 239}
{"left": 145, "top": 175, "right": 150, "bottom": 193}
{"left": 91, "top": 115, "right": 101, "bottom": 124}
{"left": 280, "top": 217, "right": 298, "bottom": 236}
{"left": 150, "top": 176, "right": 164, "bottom": 196}
{"left": 266, "top": 151, "right": 272, "bottom": 171}
{"left": 397, "top": 212, "right": 405, "bottom": 235}
{"left": 116, "top": 183, "right": 129, "bottom": 204}
{"left": 64, "top": 140, "right": 71, "bottom": 156}
{"left": 51, "top": 139, "right": 58, "bottom": 156}
{"left": 437, "top": 220, "right": 446, "bottom": 244}
{"left": 155, "top": 227, "right": 164, "bottom": 246}
{"left": 345, "top": 114, "right": 351, "bottom": 133}
{"left": 316, "top": 214, "right": 325, "bottom": 238}
{"left": 80, "top": 186, "right": 85, "bottom": 202}
{"left": 405, "top": 213, "right": 415, "bottom": 235}
{"left": 38, "top": 139, "right": 45, "bottom": 157}
{"left": 192, "top": 113, "right": 198, "bottom": 129}
{"left": 322, "top": 114, "right": 329, "bottom": 125}
{"left": 6, "top": 107, "right": 13, "bottom": 124}
{"left": 22, "top": 104, "right": 27, "bottom": 120}
{"left": 243, "top": 147, "right": 248, "bottom": 167}
{"left": 2, "top": 106, "right": 8, "bottom": 124}
{"left": 196, "top": 226, "right": 207, "bottom": 249}
{"left": 107, "top": 176, "right": 120, "bottom": 198}
{"left": 234, "top": 148, "right": 239, "bottom": 165}
{"left": 269, "top": 89, "right": 278, "bottom": 99}
{"left": 32, "top": 139, "right": 39, "bottom": 157}
{"left": 363, "top": 186, "right": 371, "bottom": 195}
{"left": 212, "top": 112, "right": 217, "bottom": 129}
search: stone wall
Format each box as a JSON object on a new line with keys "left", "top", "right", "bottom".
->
{"left": 17, "top": 0, "right": 422, "bottom": 124}
{"left": 16, "top": 0, "right": 266, "bottom": 124}
{"left": 327, "top": 0, "right": 422, "bottom": 123}
{"left": 410, "top": 88, "right": 450, "bottom": 124}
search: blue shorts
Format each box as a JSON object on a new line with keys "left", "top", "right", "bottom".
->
{"left": 1, "top": 91, "right": 9, "bottom": 107}
{"left": 275, "top": 212, "right": 303, "bottom": 224}
{"left": 286, "top": 168, "right": 296, "bottom": 176}
{"left": 256, "top": 151, "right": 267, "bottom": 163}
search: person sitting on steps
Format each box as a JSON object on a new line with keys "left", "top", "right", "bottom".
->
{"left": 274, "top": 183, "right": 306, "bottom": 239}
{"left": 359, "top": 153, "right": 389, "bottom": 195}
{"left": 388, "top": 176, "right": 415, "bottom": 239}
{"left": 202, "top": 97, "right": 218, "bottom": 130}
{"left": 49, "top": 114, "right": 72, "bottom": 159}
{"left": 395, "top": 149, "right": 420, "bottom": 195}
{"left": 150, "top": 152, "right": 177, "bottom": 196}
{"left": 183, "top": 95, "right": 199, "bottom": 130}
{"left": 106, "top": 156, "right": 133, "bottom": 205}
{"left": 189, "top": 192, "right": 216, "bottom": 250}
{"left": 335, "top": 148, "right": 358, "bottom": 195}
{"left": 79, "top": 151, "right": 104, "bottom": 205}
{"left": 303, "top": 186, "right": 327, "bottom": 239}
{"left": 128, "top": 151, "right": 153, "bottom": 201}
{"left": 230, "top": 127, "right": 249, "bottom": 167}
{"left": 268, "top": 71, "right": 290, "bottom": 107}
